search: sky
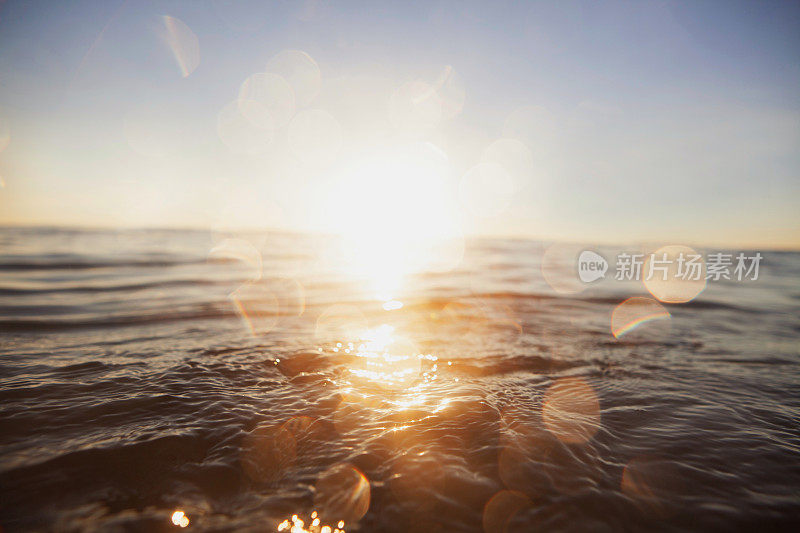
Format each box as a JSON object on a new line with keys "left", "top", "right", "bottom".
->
{"left": 0, "top": 0, "right": 798, "bottom": 249}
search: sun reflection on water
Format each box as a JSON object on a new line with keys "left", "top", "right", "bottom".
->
{"left": 340, "top": 324, "right": 424, "bottom": 391}
{"left": 324, "top": 143, "right": 464, "bottom": 303}
{"left": 277, "top": 511, "right": 346, "bottom": 533}
{"left": 336, "top": 326, "right": 451, "bottom": 403}
{"left": 171, "top": 510, "right": 190, "bottom": 528}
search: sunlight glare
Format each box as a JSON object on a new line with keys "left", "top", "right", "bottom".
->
{"left": 171, "top": 510, "right": 190, "bottom": 528}
{"left": 326, "top": 143, "right": 463, "bottom": 300}
{"left": 347, "top": 325, "right": 422, "bottom": 390}
{"left": 389, "top": 80, "right": 442, "bottom": 133}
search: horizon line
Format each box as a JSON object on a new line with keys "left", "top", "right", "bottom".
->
{"left": 1, "top": 221, "right": 797, "bottom": 253}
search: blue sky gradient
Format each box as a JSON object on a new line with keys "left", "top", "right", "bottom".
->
{"left": 0, "top": 0, "right": 798, "bottom": 248}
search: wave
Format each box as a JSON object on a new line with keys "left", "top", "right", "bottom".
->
{"left": 1, "top": 228, "right": 799, "bottom": 531}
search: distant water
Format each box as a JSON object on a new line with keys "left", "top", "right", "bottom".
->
{"left": 1, "top": 227, "right": 799, "bottom": 532}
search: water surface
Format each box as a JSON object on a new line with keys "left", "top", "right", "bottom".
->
{"left": 1, "top": 227, "right": 799, "bottom": 531}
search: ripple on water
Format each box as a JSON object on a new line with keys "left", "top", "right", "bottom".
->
{"left": 1, "top": 229, "right": 799, "bottom": 530}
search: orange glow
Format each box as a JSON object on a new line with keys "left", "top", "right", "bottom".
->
{"left": 345, "top": 325, "right": 423, "bottom": 390}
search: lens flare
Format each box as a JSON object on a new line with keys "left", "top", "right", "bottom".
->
{"left": 389, "top": 80, "right": 442, "bottom": 133}
{"left": 482, "top": 490, "right": 531, "bottom": 533}
{"left": 459, "top": 161, "right": 515, "bottom": 217}
{"left": 432, "top": 65, "right": 466, "bottom": 120}
{"left": 622, "top": 456, "right": 683, "bottom": 518}
{"left": 480, "top": 138, "right": 534, "bottom": 187}
{"left": 217, "top": 100, "right": 274, "bottom": 154}
{"left": 500, "top": 407, "right": 602, "bottom": 498}
{"left": 313, "top": 463, "right": 371, "bottom": 526}
{"left": 208, "top": 238, "right": 263, "bottom": 281}
{"left": 161, "top": 16, "right": 200, "bottom": 77}
{"left": 266, "top": 50, "right": 322, "bottom": 108}
{"left": 611, "top": 297, "right": 670, "bottom": 339}
{"left": 317, "top": 73, "right": 393, "bottom": 135}
{"left": 643, "top": 245, "right": 707, "bottom": 303}
{"left": 230, "top": 277, "right": 306, "bottom": 336}
{"left": 542, "top": 377, "right": 600, "bottom": 444}
{"left": 541, "top": 243, "right": 585, "bottom": 294}
{"left": 288, "top": 109, "right": 343, "bottom": 165}
{"left": 238, "top": 72, "right": 295, "bottom": 128}
{"left": 241, "top": 417, "right": 314, "bottom": 485}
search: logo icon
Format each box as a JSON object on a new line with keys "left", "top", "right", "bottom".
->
{"left": 578, "top": 250, "right": 608, "bottom": 283}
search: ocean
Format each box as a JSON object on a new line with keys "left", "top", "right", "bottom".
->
{"left": 0, "top": 227, "right": 798, "bottom": 532}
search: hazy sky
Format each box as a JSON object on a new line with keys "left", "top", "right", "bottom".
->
{"left": 0, "top": 0, "right": 798, "bottom": 248}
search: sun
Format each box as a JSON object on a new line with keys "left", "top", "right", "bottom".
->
{"left": 326, "top": 142, "right": 464, "bottom": 301}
